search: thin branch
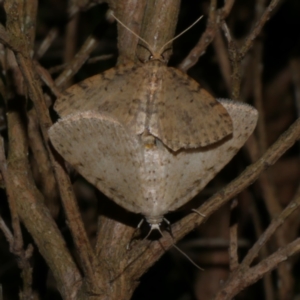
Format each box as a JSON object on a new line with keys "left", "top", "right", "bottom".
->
{"left": 178, "top": 0, "right": 235, "bottom": 71}
{"left": 48, "top": 54, "right": 113, "bottom": 74}
{"left": 27, "top": 109, "right": 60, "bottom": 218}
{"left": 221, "top": 0, "right": 283, "bottom": 100}
{"left": 212, "top": 29, "right": 231, "bottom": 94}
{"left": 5, "top": 0, "right": 97, "bottom": 284}
{"left": 0, "top": 127, "right": 34, "bottom": 299}
{"left": 0, "top": 215, "right": 14, "bottom": 245}
{"left": 55, "top": 34, "right": 99, "bottom": 89}
{"left": 214, "top": 238, "right": 300, "bottom": 300}
{"left": 0, "top": 124, "right": 23, "bottom": 255}
{"left": 229, "top": 199, "right": 239, "bottom": 272}
{"left": 1, "top": 2, "right": 83, "bottom": 298}
{"left": 249, "top": 196, "right": 275, "bottom": 300}
{"left": 35, "top": 28, "right": 59, "bottom": 60}
{"left": 239, "top": 0, "right": 283, "bottom": 59}
{"left": 251, "top": 38, "right": 294, "bottom": 298}
{"left": 63, "top": 12, "right": 79, "bottom": 64}
{"left": 242, "top": 186, "right": 300, "bottom": 267}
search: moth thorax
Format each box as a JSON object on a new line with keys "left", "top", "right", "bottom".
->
{"left": 145, "top": 215, "right": 163, "bottom": 229}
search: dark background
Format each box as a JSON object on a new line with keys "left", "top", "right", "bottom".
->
{"left": 1, "top": 0, "right": 300, "bottom": 299}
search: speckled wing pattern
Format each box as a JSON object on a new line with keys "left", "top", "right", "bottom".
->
{"left": 49, "top": 100, "right": 257, "bottom": 223}
{"left": 151, "top": 100, "right": 258, "bottom": 216}
{"left": 49, "top": 112, "right": 146, "bottom": 214}
{"left": 54, "top": 61, "right": 233, "bottom": 152}
{"left": 147, "top": 63, "right": 233, "bottom": 151}
{"left": 54, "top": 62, "right": 148, "bottom": 136}
{"left": 128, "top": 100, "right": 257, "bottom": 220}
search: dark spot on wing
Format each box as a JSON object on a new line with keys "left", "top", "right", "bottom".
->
{"left": 209, "top": 101, "right": 218, "bottom": 107}
{"left": 193, "top": 179, "right": 202, "bottom": 186}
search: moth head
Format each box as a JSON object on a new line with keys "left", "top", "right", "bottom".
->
{"left": 136, "top": 43, "right": 171, "bottom": 64}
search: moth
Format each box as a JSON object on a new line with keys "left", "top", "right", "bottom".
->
{"left": 54, "top": 15, "right": 233, "bottom": 152}
{"left": 49, "top": 100, "right": 258, "bottom": 230}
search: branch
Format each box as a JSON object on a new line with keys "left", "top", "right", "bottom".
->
{"left": 6, "top": 0, "right": 98, "bottom": 286}
{"left": 214, "top": 238, "right": 300, "bottom": 299}
{"left": 178, "top": 0, "right": 235, "bottom": 71}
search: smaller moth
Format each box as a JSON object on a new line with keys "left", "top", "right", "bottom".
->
{"left": 53, "top": 14, "right": 233, "bottom": 152}
{"left": 49, "top": 100, "right": 258, "bottom": 230}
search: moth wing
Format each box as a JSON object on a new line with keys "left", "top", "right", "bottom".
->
{"left": 149, "top": 67, "right": 233, "bottom": 151}
{"left": 54, "top": 63, "right": 148, "bottom": 135}
{"left": 162, "top": 100, "right": 258, "bottom": 212}
{"left": 48, "top": 111, "right": 145, "bottom": 214}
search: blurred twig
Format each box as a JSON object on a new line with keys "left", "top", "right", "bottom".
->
{"left": 179, "top": 0, "right": 235, "bottom": 71}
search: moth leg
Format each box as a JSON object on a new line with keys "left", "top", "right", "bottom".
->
{"left": 163, "top": 217, "right": 173, "bottom": 238}
{"left": 163, "top": 218, "right": 204, "bottom": 270}
{"left": 126, "top": 219, "right": 144, "bottom": 250}
{"left": 191, "top": 208, "right": 206, "bottom": 218}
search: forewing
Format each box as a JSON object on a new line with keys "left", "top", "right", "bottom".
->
{"left": 54, "top": 63, "right": 147, "bottom": 135}
{"left": 162, "top": 100, "right": 258, "bottom": 212}
{"left": 149, "top": 67, "right": 233, "bottom": 151}
{"left": 48, "top": 111, "right": 145, "bottom": 214}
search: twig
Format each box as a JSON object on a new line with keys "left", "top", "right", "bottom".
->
{"left": 239, "top": 0, "right": 283, "bottom": 59}
{"left": 212, "top": 171, "right": 300, "bottom": 299}
{"left": 1, "top": 2, "right": 83, "bottom": 297}
{"left": 35, "top": 28, "right": 59, "bottom": 60}
{"left": 63, "top": 11, "right": 80, "bottom": 88}
{"left": 251, "top": 38, "right": 294, "bottom": 298}
{"left": 214, "top": 238, "right": 300, "bottom": 300}
{"left": 0, "top": 135, "right": 34, "bottom": 299}
{"left": 212, "top": 29, "right": 231, "bottom": 94}
{"left": 55, "top": 34, "right": 99, "bottom": 89}
{"left": 35, "top": 62, "right": 61, "bottom": 97}
{"left": 48, "top": 54, "right": 114, "bottom": 74}
{"left": 221, "top": 0, "right": 283, "bottom": 100}
{"left": 131, "top": 0, "right": 179, "bottom": 63}
{"left": 68, "top": 0, "right": 104, "bottom": 18}
{"left": 249, "top": 196, "right": 275, "bottom": 300}
{"left": 229, "top": 199, "right": 239, "bottom": 272}
{"left": 0, "top": 215, "right": 14, "bottom": 245}
{"left": 179, "top": 237, "right": 250, "bottom": 249}
{"left": 64, "top": 12, "right": 79, "bottom": 64}
{"left": 5, "top": 0, "right": 97, "bottom": 282}
{"left": 0, "top": 125, "right": 23, "bottom": 255}
{"left": 112, "top": 0, "right": 146, "bottom": 64}
{"left": 253, "top": 41, "right": 268, "bottom": 152}
{"left": 178, "top": 0, "right": 235, "bottom": 72}
{"left": 242, "top": 187, "right": 300, "bottom": 267}
{"left": 27, "top": 109, "right": 60, "bottom": 218}
{"left": 23, "top": 0, "right": 38, "bottom": 51}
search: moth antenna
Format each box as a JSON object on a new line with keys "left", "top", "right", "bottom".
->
{"left": 161, "top": 219, "right": 204, "bottom": 271}
{"left": 156, "top": 226, "right": 164, "bottom": 238}
{"left": 159, "top": 15, "right": 203, "bottom": 54}
{"left": 110, "top": 12, "right": 154, "bottom": 55}
{"left": 127, "top": 219, "right": 144, "bottom": 250}
{"left": 172, "top": 244, "right": 204, "bottom": 271}
{"left": 143, "top": 228, "right": 153, "bottom": 240}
